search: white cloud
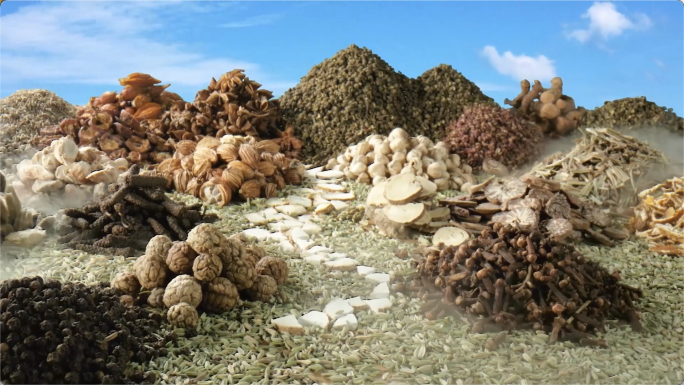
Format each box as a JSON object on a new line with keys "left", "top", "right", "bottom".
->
{"left": 567, "top": 2, "right": 652, "bottom": 43}
{"left": 0, "top": 2, "right": 294, "bottom": 95}
{"left": 223, "top": 14, "right": 281, "bottom": 28}
{"left": 480, "top": 46, "right": 557, "bottom": 82}
{"left": 475, "top": 82, "right": 515, "bottom": 93}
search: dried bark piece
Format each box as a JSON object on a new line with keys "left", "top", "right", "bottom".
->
{"left": 474, "top": 202, "right": 501, "bottom": 215}
{"left": 601, "top": 227, "right": 630, "bottom": 240}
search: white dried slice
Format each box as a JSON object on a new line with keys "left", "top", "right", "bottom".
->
{"left": 415, "top": 176, "right": 437, "bottom": 198}
{"left": 382, "top": 203, "right": 426, "bottom": 224}
{"left": 366, "top": 181, "right": 389, "bottom": 207}
{"left": 432, "top": 227, "right": 469, "bottom": 247}
{"left": 313, "top": 195, "right": 330, "bottom": 206}
{"left": 470, "top": 176, "right": 495, "bottom": 194}
{"left": 474, "top": 202, "right": 501, "bottom": 215}
{"left": 266, "top": 198, "right": 288, "bottom": 206}
{"left": 244, "top": 213, "right": 268, "bottom": 226}
{"left": 330, "top": 200, "right": 349, "bottom": 211}
{"left": 271, "top": 315, "right": 304, "bottom": 335}
{"left": 322, "top": 192, "right": 355, "bottom": 201}
{"left": 316, "top": 170, "right": 344, "bottom": 180}
{"left": 411, "top": 210, "right": 432, "bottom": 226}
{"left": 314, "top": 203, "right": 335, "bottom": 215}
{"left": 276, "top": 205, "right": 308, "bottom": 217}
{"left": 316, "top": 183, "right": 346, "bottom": 192}
{"left": 383, "top": 174, "right": 422, "bottom": 205}
{"left": 288, "top": 196, "right": 313, "bottom": 208}
{"left": 428, "top": 207, "right": 450, "bottom": 222}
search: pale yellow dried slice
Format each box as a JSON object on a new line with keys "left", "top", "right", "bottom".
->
{"left": 432, "top": 227, "right": 469, "bottom": 247}
{"left": 322, "top": 192, "right": 355, "bottom": 201}
{"left": 314, "top": 203, "right": 335, "bottom": 215}
{"left": 383, "top": 174, "right": 422, "bottom": 205}
{"left": 415, "top": 176, "right": 437, "bottom": 198}
{"left": 428, "top": 207, "right": 450, "bottom": 222}
{"left": 316, "top": 183, "right": 346, "bottom": 192}
{"left": 366, "top": 181, "right": 389, "bottom": 207}
{"left": 382, "top": 203, "right": 426, "bottom": 224}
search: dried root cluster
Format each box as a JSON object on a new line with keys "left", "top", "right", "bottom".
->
{"left": 526, "top": 128, "right": 669, "bottom": 207}
{"left": 278, "top": 45, "right": 494, "bottom": 165}
{"left": 325, "top": 128, "right": 475, "bottom": 189}
{"left": 33, "top": 73, "right": 183, "bottom": 163}
{"left": 156, "top": 134, "right": 305, "bottom": 207}
{"left": 0, "top": 171, "right": 44, "bottom": 247}
{"left": 57, "top": 167, "right": 217, "bottom": 257}
{"left": 443, "top": 104, "right": 544, "bottom": 170}
{"left": 111, "top": 224, "right": 289, "bottom": 329}
{"left": 1, "top": 276, "right": 168, "bottom": 384}
{"left": 580, "top": 96, "right": 684, "bottom": 134}
{"left": 0, "top": 89, "right": 76, "bottom": 147}
{"left": 629, "top": 177, "right": 684, "bottom": 256}
{"left": 403, "top": 223, "right": 643, "bottom": 345}
{"left": 505, "top": 77, "right": 586, "bottom": 136}
{"left": 440, "top": 176, "right": 629, "bottom": 246}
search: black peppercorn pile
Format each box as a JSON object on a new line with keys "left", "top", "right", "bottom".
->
{"left": 57, "top": 165, "right": 218, "bottom": 257}
{"left": 0, "top": 276, "right": 171, "bottom": 384}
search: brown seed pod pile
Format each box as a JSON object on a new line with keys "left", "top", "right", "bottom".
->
{"left": 629, "top": 177, "right": 684, "bottom": 256}
{"left": 32, "top": 73, "right": 183, "bottom": 164}
{"left": 444, "top": 104, "right": 544, "bottom": 170}
{"left": 399, "top": 222, "right": 643, "bottom": 346}
{"left": 112, "top": 224, "right": 289, "bottom": 329}
{"left": 438, "top": 175, "right": 629, "bottom": 246}
{"left": 504, "top": 77, "right": 586, "bottom": 137}
{"left": 278, "top": 45, "right": 494, "bottom": 165}
{"left": 1, "top": 276, "right": 169, "bottom": 384}
{"left": 156, "top": 134, "right": 305, "bottom": 207}
{"left": 56, "top": 165, "right": 218, "bottom": 257}
{"left": 580, "top": 96, "right": 683, "bottom": 134}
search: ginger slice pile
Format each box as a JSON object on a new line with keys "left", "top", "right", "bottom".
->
{"left": 630, "top": 177, "right": 684, "bottom": 256}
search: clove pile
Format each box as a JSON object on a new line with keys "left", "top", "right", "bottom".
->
{"left": 0, "top": 276, "right": 170, "bottom": 384}
{"left": 401, "top": 222, "right": 643, "bottom": 346}
{"left": 57, "top": 165, "right": 218, "bottom": 257}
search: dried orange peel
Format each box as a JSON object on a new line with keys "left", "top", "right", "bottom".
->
{"left": 630, "top": 177, "right": 684, "bottom": 256}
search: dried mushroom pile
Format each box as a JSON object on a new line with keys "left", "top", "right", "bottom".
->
{"left": 504, "top": 77, "right": 586, "bottom": 136}
{"left": 33, "top": 73, "right": 183, "bottom": 164}
{"left": 157, "top": 134, "right": 304, "bottom": 207}
{"left": 526, "top": 128, "right": 669, "bottom": 207}
{"left": 580, "top": 97, "right": 684, "bottom": 134}
{"left": 439, "top": 176, "right": 628, "bottom": 246}
{"left": 630, "top": 177, "right": 684, "bottom": 256}
{"left": 444, "top": 104, "right": 544, "bottom": 170}
{"left": 402, "top": 221, "right": 643, "bottom": 346}
{"left": 0, "top": 89, "right": 76, "bottom": 147}
{"left": 57, "top": 166, "right": 217, "bottom": 257}
{"left": 279, "top": 45, "right": 493, "bottom": 165}
{"left": 112, "top": 225, "right": 289, "bottom": 329}
{"left": 0, "top": 170, "right": 43, "bottom": 247}
{"left": 325, "top": 128, "right": 474, "bottom": 189}
{"left": 1, "top": 276, "right": 168, "bottom": 384}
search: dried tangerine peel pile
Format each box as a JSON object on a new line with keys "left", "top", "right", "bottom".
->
{"left": 279, "top": 45, "right": 494, "bottom": 165}
{"left": 526, "top": 127, "right": 669, "bottom": 207}
{"left": 325, "top": 127, "right": 475, "bottom": 189}
{"left": 580, "top": 96, "right": 684, "bottom": 134}
{"left": 630, "top": 177, "right": 684, "bottom": 256}
{"left": 112, "top": 225, "right": 289, "bottom": 329}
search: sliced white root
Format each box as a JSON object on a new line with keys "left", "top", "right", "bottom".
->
{"left": 432, "top": 227, "right": 470, "bottom": 247}
{"left": 316, "top": 170, "right": 345, "bottom": 180}
{"left": 428, "top": 207, "right": 450, "bottom": 222}
{"left": 474, "top": 202, "right": 502, "bottom": 215}
{"left": 315, "top": 183, "right": 346, "bottom": 192}
{"left": 366, "top": 181, "right": 389, "bottom": 207}
{"left": 382, "top": 202, "right": 426, "bottom": 224}
{"left": 415, "top": 176, "right": 437, "bottom": 198}
{"left": 383, "top": 173, "right": 422, "bottom": 205}
{"left": 314, "top": 203, "right": 335, "bottom": 215}
{"left": 322, "top": 192, "right": 355, "bottom": 201}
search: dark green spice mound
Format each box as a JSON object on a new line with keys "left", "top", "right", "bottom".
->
{"left": 0, "top": 276, "right": 169, "bottom": 384}
{"left": 279, "top": 45, "right": 495, "bottom": 165}
{"left": 580, "top": 96, "right": 683, "bottom": 134}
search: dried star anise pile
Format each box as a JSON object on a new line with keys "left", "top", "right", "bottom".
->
{"left": 400, "top": 222, "right": 643, "bottom": 346}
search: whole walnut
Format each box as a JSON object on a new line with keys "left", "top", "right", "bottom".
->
{"left": 148, "top": 287, "right": 165, "bottom": 308}
{"left": 229, "top": 233, "right": 249, "bottom": 243}
{"left": 166, "top": 241, "right": 198, "bottom": 274}
{"left": 201, "top": 277, "right": 239, "bottom": 313}
{"left": 167, "top": 302, "right": 199, "bottom": 329}
{"left": 110, "top": 272, "right": 141, "bottom": 296}
{"left": 146, "top": 235, "right": 173, "bottom": 259}
{"left": 193, "top": 253, "right": 223, "bottom": 283}
{"left": 255, "top": 256, "right": 289, "bottom": 285}
{"left": 134, "top": 253, "right": 168, "bottom": 289}
{"left": 187, "top": 223, "right": 228, "bottom": 256}
{"left": 120, "top": 294, "right": 135, "bottom": 307}
{"left": 163, "top": 274, "right": 202, "bottom": 308}
{"left": 245, "top": 245, "right": 266, "bottom": 266}
{"left": 223, "top": 257, "right": 256, "bottom": 290}
{"left": 242, "top": 275, "right": 277, "bottom": 302}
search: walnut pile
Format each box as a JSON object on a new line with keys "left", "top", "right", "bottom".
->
{"left": 437, "top": 175, "right": 628, "bottom": 247}
{"left": 400, "top": 222, "right": 643, "bottom": 346}
{"left": 112, "top": 223, "right": 289, "bottom": 329}
{"left": 580, "top": 96, "right": 683, "bottom": 134}
{"left": 444, "top": 104, "right": 544, "bottom": 170}
{"left": 156, "top": 134, "right": 304, "bottom": 207}
{"left": 325, "top": 128, "right": 475, "bottom": 189}
{"left": 504, "top": 77, "right": 586, "bottom": 137}
{"left": 278, "top": 45, "right": 493, "bottom": 165}
{"left": 33, "top": 73, "right": 183, "bottom": 163}
{"left": 56, "top": 165, "right": 218, "bottom": 257}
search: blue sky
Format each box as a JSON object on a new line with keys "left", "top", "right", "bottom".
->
{"left": 1, "top": 1, "right": 682, "bottom": 116}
